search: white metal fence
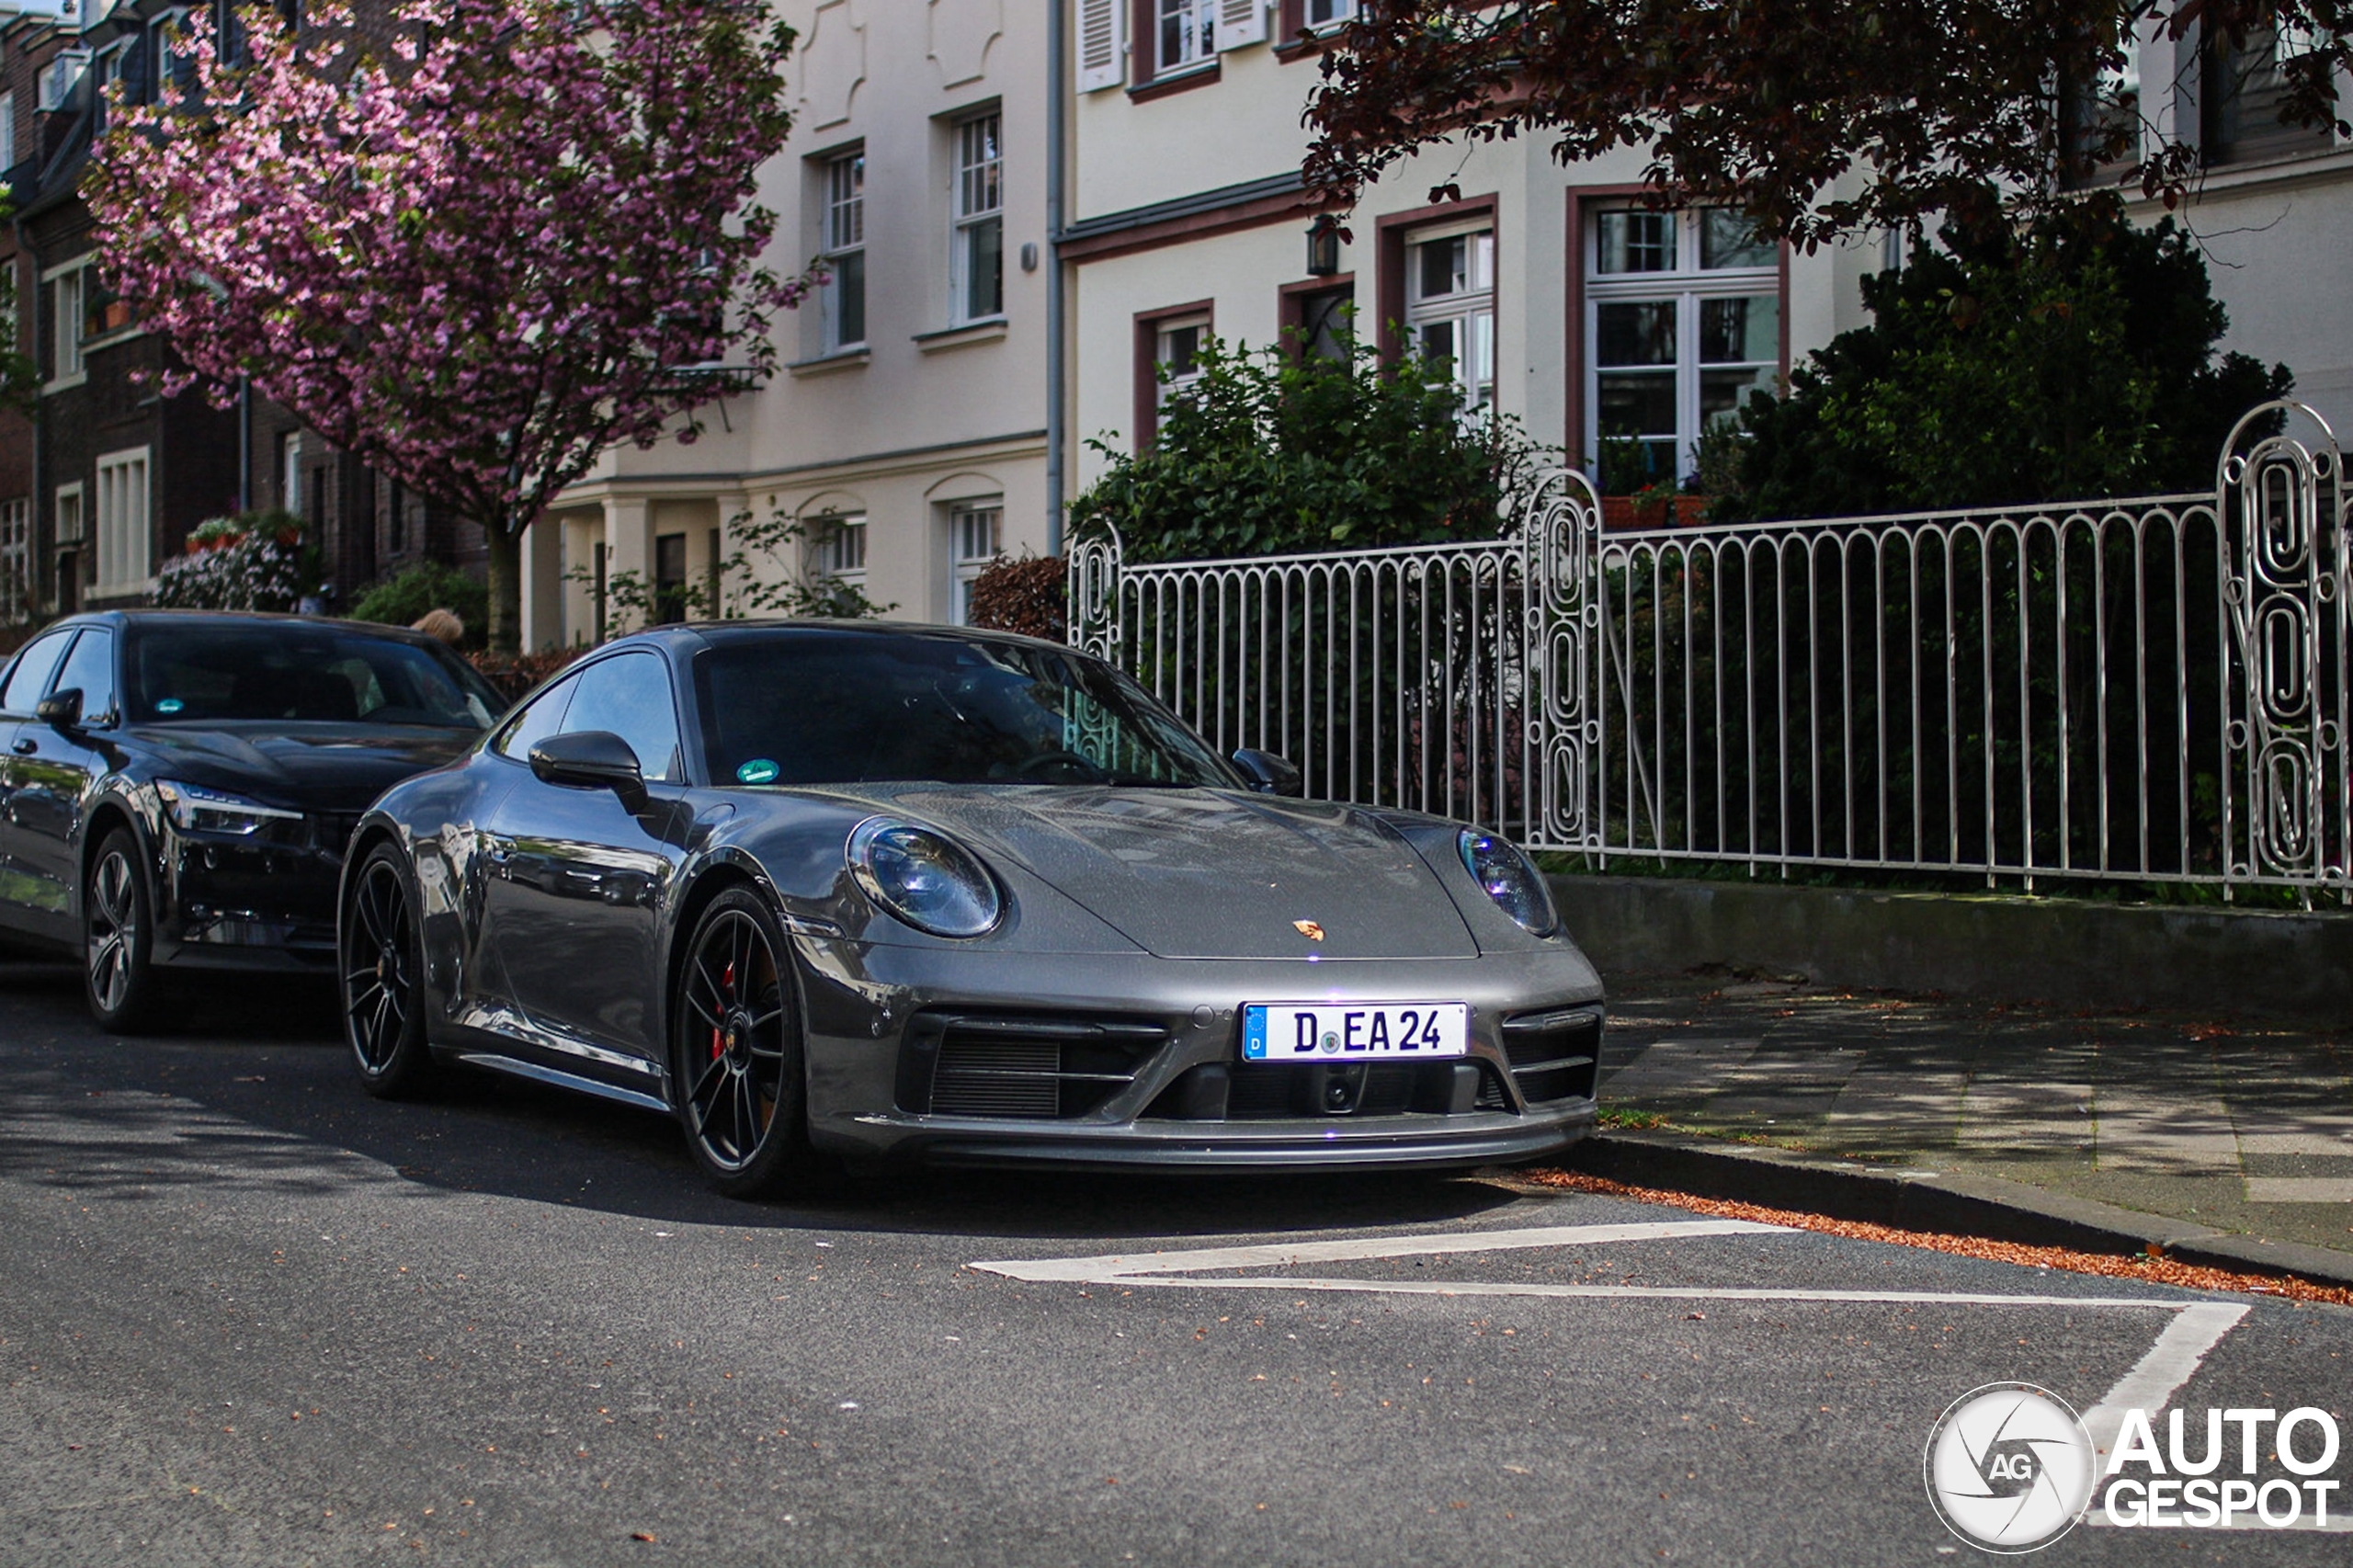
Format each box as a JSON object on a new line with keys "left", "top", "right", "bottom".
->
{"left": 1074, "top": 402, "right": 2349, "bottom": 900}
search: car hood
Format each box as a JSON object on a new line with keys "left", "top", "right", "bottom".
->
{"left": 122, "top": 722, "right": 481, "bottom": 812}
{"left": 841, "top": 785, "right": 1479, "bottom": 960}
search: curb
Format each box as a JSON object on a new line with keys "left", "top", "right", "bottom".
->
{"left": 1555, "top": 1130, "right": 2353, "bottom": 1292}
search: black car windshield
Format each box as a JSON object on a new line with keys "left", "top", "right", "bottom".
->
{"left": 125, "top": 623, "right": 506, "bottom": 729}
{"left": 699, "top": 631, "right": 1237, "bottom": 789}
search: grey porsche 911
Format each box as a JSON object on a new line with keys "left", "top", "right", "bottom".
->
{"left": 340, "top": 621, "right": 1603, "bottom": 1196}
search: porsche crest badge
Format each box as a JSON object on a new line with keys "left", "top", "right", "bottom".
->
{"left": 1292, "top": 920, "right": 1325, "bottom": 942}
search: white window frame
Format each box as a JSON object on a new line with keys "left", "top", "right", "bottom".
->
{"left": 1585, "top": 206, "right": 1780, "bottom": 487}
{"left": 820, "top": 149, "right": 866, "bottom": 352}
{"left": 0, "top": 92, "right": 16, "bottom": 178}
{"left": 949, "top": 501, "right": 1003, "bottom": 626}
{"left": 808, "top": 514, "right": 868, "bottom": 595}
{"left": 45, "top": 259, "right": 89, "bottom": 389}
{"left": 949, "top": 112, "right": 1004, "bottom": 327}
{"left": 53, "top": 482, "right": 85, "bottom": 547}
{"left": 1154, "top": 315, "right": 1211, "bottom": 411}
{"left": 36, "top": 50, "right": 89, "bottom": 114}
{"left": 1158, "top": 0, "right": 1217, "bottom": 74}
{"left": 0, "top": 497, "right": 28, "bottom": 622}
{"left": 94, "top": 447, "right": 153, "bottom": 597}
{"left": 1303, "top": 0, "right": 1355, "bottom": 32}
{"left": 146, "top": 8, "right": 192, "bottom": 104}
{"left": 1404, "top": 220, "right": 1496, "bottom": 418}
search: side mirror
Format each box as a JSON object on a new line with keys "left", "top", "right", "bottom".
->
{"left": 35, "top": 687, "right": 82, "bottom": 729}
{"left": 529, "top": 730, "right": 648, "bottom": 813}
{"left": 1231, "top": 747, "right": 1302, "bottom": 798}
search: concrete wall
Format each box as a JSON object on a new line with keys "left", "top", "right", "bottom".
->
{"left": 1552, "top": 874, "right": 2353, "bottom": 1022}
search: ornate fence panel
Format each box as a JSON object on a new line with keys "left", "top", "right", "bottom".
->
{"left": 1069, "top": 472, "right": 1604, "bottom": 848}
{"left": 1073, "top": 402, "right": 2347, "bottom": 900}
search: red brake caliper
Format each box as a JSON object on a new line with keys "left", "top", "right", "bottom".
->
{"left": 711, "top": 960, "right": 735, "bottom": 1061}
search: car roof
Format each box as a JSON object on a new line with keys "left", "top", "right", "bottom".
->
{"left": 63, "top": 609, "right": 454, "bottom": 653}
{"left": 614, "top": 619, "right": 1078, "bottom": 658}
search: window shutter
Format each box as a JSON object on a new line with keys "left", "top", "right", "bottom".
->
{"left": 1218, "top": 0, "right": 1267, "bottom": 49}
{"left": 1076, "top": 0, "right": 1124, "bottom": 92}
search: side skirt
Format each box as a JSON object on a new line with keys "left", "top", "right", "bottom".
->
{"left": 455, "top": 1051, "right": 673, "bottom": 1115}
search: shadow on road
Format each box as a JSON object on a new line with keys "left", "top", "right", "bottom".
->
{"left": 0, "top": 960, "right": 1527, "bottom": 1243}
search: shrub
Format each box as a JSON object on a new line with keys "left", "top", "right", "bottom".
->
{"left": 468, "top": 646, "right": 583, "bottom": 703}
{"left": 965, "top": 554, "right": 1067, "bottom": 642}
{"left": 351, "top": 562, "right": 490, "bottom": 646}
{"left": 153, "top": 511, "right": 313, "bottom": 611}
{"left": 1712, "top": 210, "right": 2292, "bottom": 522}
{"left": 1070, "top": 322, "right": 1552, "bottom": 563}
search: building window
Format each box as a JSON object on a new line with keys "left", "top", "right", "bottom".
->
{"left": 1154, "top": 315, "right": 1210, "bottom": 409}
{"left": 0, "top": 498, "right": 28, "bottom": 621}
{"left": 951, "top": 113, "right": 1003, "bottom": 325}
{"left": 821, "top": 150, "right": 865, "bottom": 351}
{"left": 1586, "top": 206, "right": 1779, "bottom": 487}
{"left": 1303, "top": 0, "right": 1353, "bottom": 28}
{"left": 1284, "top": 282, "right": 1354, "bottom": 363}
{"left": 1157, "top": 0, "right": 1216, "bottom": 70}
{"left": 1404, "top": 224, "right": 1495, "bottom": 416}
{"left": 949, "top": 503, "right": 1002, "bottom": 625}
{"left": 0, "top": 92, "right": 16, "bottom": 176}
{"left": 654, "top": 532, "right": 688, "bottom": 624}
{"left": 94, "top": 448, "right": 153, "bottom": 596}
{"left": 809, "top": 514, "right": 868, "bottom": 595}
{"left": 54, "top": 483, "right": 85, "bottom": 548}
{"left": 2203, "top": 19, "right": 2334, "bottom": 165}
{"left": 51, "top": 265, "right": 88, "bottom": 382}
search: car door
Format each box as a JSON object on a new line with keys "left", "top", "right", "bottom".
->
{"left": 0, "top": 627, "right": 85, "bottom": 935}
{"left": 7, "top": 628, "right": 122, "bottom": 939}
{"left": 481, "top": 650, "right": 690, "bottom": 1071}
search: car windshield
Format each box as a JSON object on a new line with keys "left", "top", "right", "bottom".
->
{"left": 125, "top": 623, "right": 506, "bottom": 730}
{"left": 698, "top": 631, "right": 1237, "bottom": 789}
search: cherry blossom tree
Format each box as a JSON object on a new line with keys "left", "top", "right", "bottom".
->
{"left": 89, "top": 0, "right": 810, "bottom": 651}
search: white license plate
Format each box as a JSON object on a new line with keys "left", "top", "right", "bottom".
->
{"left": 1241, "top": 1002, "right": 1470, "bottom": 1062}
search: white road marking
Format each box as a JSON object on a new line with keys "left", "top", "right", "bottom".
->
{"left": 1109, "top": 1276, "right": 2187, "bottom": 1310}
{"left": 2080, "top": 1301, "right": 2252, "bottom": 1461}
{"left": 969, "top": 1220, "right": 1785, "bottom": 1282}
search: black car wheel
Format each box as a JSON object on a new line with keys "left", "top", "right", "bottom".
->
{"left": 84, "top": 829, "right": 159, "bottom": 1033}
{"left": 675, "top": 887, "right": 813, "bottom": 1199}
{"left": 343, "top": 844, "right": 438, "bottom": 1097}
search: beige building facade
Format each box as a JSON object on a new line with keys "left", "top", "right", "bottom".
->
{"left": 522, "top": 0, "right": 1050, "bottom": 650}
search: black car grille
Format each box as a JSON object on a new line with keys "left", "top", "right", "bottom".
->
{"left": 1146, "top": 1058, "right": 1517, "bottom": 1120}
{"left": 1498, "top": 1006, "right": 1603, "bottom": 1105}
{"left": 900, "top": 1015, "right": 1170, "bottom": 1120}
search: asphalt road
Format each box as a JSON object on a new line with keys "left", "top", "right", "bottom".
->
{"left": 0, "top": 958, "right": 2346, "bottom": 1567}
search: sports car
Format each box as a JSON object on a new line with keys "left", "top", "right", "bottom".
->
{"left": 340, "top": 621, "right": 1604, "bottom": 1196}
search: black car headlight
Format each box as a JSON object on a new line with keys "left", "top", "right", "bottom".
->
{"left": 847, "top": 818, "right": 1004, "bottom": 938}
{"left": 156, "top": 779, "right": 305, "bottom": 838}
{"left": 1458, "top": 828, "right": 1558, "bottom": 937}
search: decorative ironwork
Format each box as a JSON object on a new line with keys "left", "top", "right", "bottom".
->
{"left": 1066, "top": 405, "right": 2348, "bottom": 899}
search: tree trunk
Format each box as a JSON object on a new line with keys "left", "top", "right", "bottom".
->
{"left": 484, "top": 521, "right": 523, "bottom": 655}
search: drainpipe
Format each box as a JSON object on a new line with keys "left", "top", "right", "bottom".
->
{"left": 1043, "top": 0, "right": 1066, "bottom": 556}
{"left": 236, "top": 376, "right": 251, "bottom": 513}
{"left": 17, "top": 217, "right": 43, "bottom": 613}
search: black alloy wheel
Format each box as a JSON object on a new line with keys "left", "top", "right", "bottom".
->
{"left": 343, "top": 844, "right": 438, "bottom": 1097}
{"left": 84, "top": 828, "right": 158, "bottom": 1033}
{"left": 675, "top": 887, "right": 813, "bottom": 1199}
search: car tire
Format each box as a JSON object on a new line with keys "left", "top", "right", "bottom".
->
{"left": 673, "top": 886, "right": 817, "bottom": 1199}
{"left": 342, "top": 843, "right": 439, "bottom": 1098}
{"left": 84, "top": 828, "right": 161, "bottom": 1034}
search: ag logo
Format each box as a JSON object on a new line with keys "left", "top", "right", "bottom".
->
{"left": 1923, "top": 1383, "right": 2096, "bottom": 1552}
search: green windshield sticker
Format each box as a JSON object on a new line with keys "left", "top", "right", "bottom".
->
{"left": 156, "top": 698, "right": 184, "bottom": 714}
{"left": 736, "top": 758, "right": 780, "bottom": 785}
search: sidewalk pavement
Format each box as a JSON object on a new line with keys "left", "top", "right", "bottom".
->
{"left": 1572, "top": 967, "right": 2353, "bottom": 1278}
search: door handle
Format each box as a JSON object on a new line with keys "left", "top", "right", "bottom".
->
{"left": 9, "top": 738, "right": 31, "bottom": 756}
{"left": 483, "top": 835, "right": 516, "bottom": 865}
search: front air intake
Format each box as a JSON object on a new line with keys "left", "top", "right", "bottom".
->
{"left": 899, "top": 1014, "right": 1169, "bottom": 1119}
{"left": 1498, "top": 1006, "right": 1603, "bottom": 1105}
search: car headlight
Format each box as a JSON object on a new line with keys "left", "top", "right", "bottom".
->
{"left": 847, "top": 818, "right": 1004, "bottom": 938}
{"left": 155, "top": 779, "right": 305, "bottom": 838}
{"left": 1458, "top": 828, "right": 1558, "bottom": 937}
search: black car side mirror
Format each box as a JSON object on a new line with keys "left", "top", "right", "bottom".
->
{"left": 529, "top": 731, "right": 648, "bottom": 813}
{"left": 35, "top": 687, "right": 82, "bottom": 729}
{"left": 1231, "top": 747, "right": 1303, "bottom": 798}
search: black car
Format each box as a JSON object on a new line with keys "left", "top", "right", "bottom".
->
{"left": 344, "top": 622, "right": 1602, "bottom": 1198}
{"left": 0, "top": 610, "right": 507, "bottom": 1029}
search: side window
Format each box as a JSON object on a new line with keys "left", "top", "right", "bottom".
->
{"left": 559, "top": 652, "right": 682, "bottom": 783}
{"left": 51, "top": 629, "right": 117, "bottom": 722}
{"left": 494, "top": 672, "right": 578, "bottom": 761}
{"left": 0, "top": 629, "right": 76, "bottom": 715}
